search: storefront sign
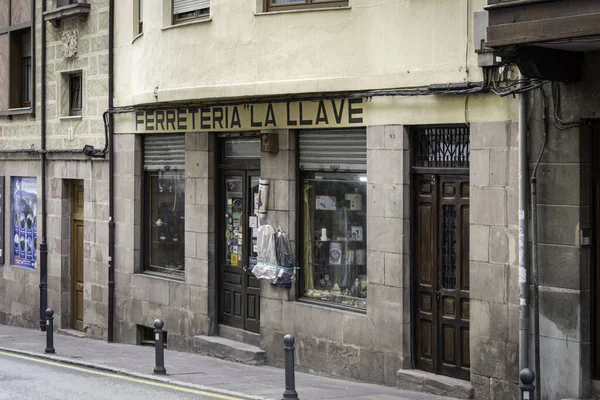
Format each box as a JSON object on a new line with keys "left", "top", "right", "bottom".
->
{"left": 135, "top": 98, "right": 365, "bottom": 133}
{"left": 0, "top": 177, "right": 4, "bottom": 265}
{"left": 12, "top": 177, "right": 37, "bottom": 269}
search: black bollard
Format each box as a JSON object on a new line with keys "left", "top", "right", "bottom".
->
{"left": 520, "top": 368, "right": 535, "bottom": 400}
{"left": 282, "top": 334, "right": 299, "bottom": 400}
{"left": 153, "top": 319, "right": 166, "bottom": 375}
{"left": 45, "top": 308, "right": 55, "bottom": 354}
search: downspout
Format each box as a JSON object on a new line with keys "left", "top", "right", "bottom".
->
{"left": 107, "top": 0, "right": 115, "bottom": 342}
{"left": 39, "top": 0, "right": 48, "bottom": 332}
{"left": 531, "top": 87, "right": 548, "bottom": 400}
{"left": 518, "top": 74, "right": 530, "bottom": 374}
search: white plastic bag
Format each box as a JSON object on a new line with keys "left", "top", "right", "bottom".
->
{"left": 252, "top": 225, "right": 278, "bottom": 280}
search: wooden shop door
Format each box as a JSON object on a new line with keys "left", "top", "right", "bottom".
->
{"left": 414, "top": 174, "right": 470, "bottom": 380}
{"left": 70, "top": 181, "right": 85, "bottom": 331}
{"left": 219, "top": 168, "right": 261, "bottom": 333}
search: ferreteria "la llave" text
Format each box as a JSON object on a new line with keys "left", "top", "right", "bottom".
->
{"left": 135, "top": 98, "right": 365, "bottom": 132}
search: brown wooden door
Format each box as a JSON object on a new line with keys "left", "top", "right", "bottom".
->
{"left": 71, "top": 181, "right": 84, "bottom": 331}
{"left": 593, "top": 179, "right": 600, "bottom": 379}
{"left": 415, "top": 174, "right": 470, "bottom": 380}
{"left": 219, "top": 171, "right": 261, "bottom": 333}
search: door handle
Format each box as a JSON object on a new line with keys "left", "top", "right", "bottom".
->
{"left": 435, "top": 289, "right": 441, "bottom": 300}
{"left": 242, "top": 265, "right": 248, "bottom": 272}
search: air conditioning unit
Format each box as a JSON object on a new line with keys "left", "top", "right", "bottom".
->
{"left": 474, "top": 10, "right": 500, "bottom": 67}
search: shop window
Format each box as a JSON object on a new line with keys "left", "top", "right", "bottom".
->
{"left": 172, "top": 0, "right": 210, "bottom": 24}
{"left": 302, "top": 172, "right": 367, "bottom": 310}
{"left": 265, "top": 0, "right": 348, "bottom": 12}
{"left": 144, "top": 135, "right": 185, "bottom": 278}
{"left": 69, "top": 73, "right": 82, "bottom": 116}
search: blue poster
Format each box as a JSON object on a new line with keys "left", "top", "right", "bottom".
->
{"left": 12, "top": 177, "right": 37, "bottom": 269}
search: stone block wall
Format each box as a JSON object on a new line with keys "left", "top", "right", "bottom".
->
{"left": 113, "top": 132, "right": 215, "bottom": 349}
{"left": 260, "top": 125, "right": 411, "bottom": 386}
{"left": 0, "top": 159, "right": 42, "bottom": 328}
{"left": 469, "top": 121, "right": 520, "bottom": 400}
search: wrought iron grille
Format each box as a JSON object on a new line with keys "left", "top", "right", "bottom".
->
{"left": 442, "top": 205, "right": 457, "bottom": 289}
{"left": 413, "top": 126, "right": 470, "bottom": 168}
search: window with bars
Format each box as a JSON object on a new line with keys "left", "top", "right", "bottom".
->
{"left": 69, "top": 73, "right": 82, "bottom": 116}
{"left": 172, "top": 0, "right": 210, "bottom": 24}
{"left": 412, "top": 126, "right": 470, "bottom": 168}
{"left": 265, "top": 0, "right": 348, "bottom": 12}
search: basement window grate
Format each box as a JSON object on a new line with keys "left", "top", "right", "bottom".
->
{"left": 137, "top": 324, "right": 167, "bottom": 348}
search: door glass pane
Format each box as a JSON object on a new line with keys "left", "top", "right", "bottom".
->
{"left": 249, "top": 177, "right": 259, "bottom": 271}
{"left": 303, "top": 171, "right": 368, "bottom": 310}
{"left": 442, "top": 204, "right": 457, "bottom": 289}
{"left": 225, "top": 176, "right": 243, "bottom": 267}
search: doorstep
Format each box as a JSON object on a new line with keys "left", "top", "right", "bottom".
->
{"left": 56, "top": 328, "right": 86, "bottom": 339}
{"left": 192, "top": 334, "right": 266, "bottom": 366}
{"left": 218, "top": 324, "right": 261, "bottom": 348}
{"left": 396, "top": 369, "right": 473, "bottom": 399}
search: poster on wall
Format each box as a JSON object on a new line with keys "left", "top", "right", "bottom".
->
{"left": 12, "top": 177, "right": 37, "bottom": 269}
{"left": 0, "top": 177, "right": 4, "bottom": 265}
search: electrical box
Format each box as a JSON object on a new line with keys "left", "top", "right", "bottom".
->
{"left": 474, "top": 10, "right": 500, "bottom": 67}
{"left": 261, "top": 133, "right": 278, "bottom": 154}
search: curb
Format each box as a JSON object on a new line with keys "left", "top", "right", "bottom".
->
{"left": 0, "top": 346, "right": 272, "bottom": 400}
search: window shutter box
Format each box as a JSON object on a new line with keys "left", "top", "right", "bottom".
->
{"left": 173, "top": 0, "right": 209, "bottom": 14}
{"left": 299, "top": 129, "right": 366, "bottom": 172}
{"left": 144, "top": 135, "right": 185, "bottom": 171}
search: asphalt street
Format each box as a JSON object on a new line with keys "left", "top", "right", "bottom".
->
{"left": 0, "top": 351, "right": 249, "bottom": 400}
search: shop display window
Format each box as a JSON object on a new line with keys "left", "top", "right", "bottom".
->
{"left": 302, "top": 172, "right": 367, "bottom": 309}
{"left": 145, "top": 170, "right": 185, "bottom": 277}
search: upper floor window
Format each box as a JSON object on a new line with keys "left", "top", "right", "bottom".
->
{"left": 173, "top": 0, "right": 210, "bottom": 24}
{"left": 69, "top": 73, "right": 82, "bottom": 116}
{"left": 265, "top": 0, "right": 347, "bottom": 12}
{"left": 0, "top": 0, "right": 34, "bottom": 113}
{"left": 56, "top": 0, "right": 77, "bottom": 7}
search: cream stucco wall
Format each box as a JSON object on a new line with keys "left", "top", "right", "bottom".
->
{"left": 114, "top": 0, "right": 500, "bottom": 109}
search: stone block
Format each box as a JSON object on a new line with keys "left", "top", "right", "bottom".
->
{"left": 168, "top": 281, "right": 189, "bottom": 309}
{"left": 281, "top": 302, "right": 344, "bottom": 342}
{"left": 470, "top": 299, "right": 490, "bottom": 338}
{"left": 367, "top": 216, "right": 405, "bottom": 254}
{"left": 185, "top": 231, "right": 197, "bottom": 259}
{"left": 367, "top": 125, "right": 385, "bottom": 150}
{"left": 489, "top": 227, "right": 509, "bottom": 264}
{"left": 490, "top": 150, "right": 509, "bottom": 187}
{"left": 508, "top": 304, "right": 519, "bottom": 344}
{"left": 383, "top": 184, "right": 408, "bottom": 219}
{"left": 185, "top": 204, "right": 208, "bottom": 233}
{"left": 537, "top": 205, "right": 580, "bottom": 246}
{"left": 538, "top": 244, "right": 580, "bottom": 290}
{"left": 296, "top": 335, "right": 330, "bottom": 374}
{"left": 146, "top": 277, "right": 170, "bottom": 305}
{"left": 366, "top": 183, "right": 385, "bottom": 218}
{"left": 490, "top": 379, "right": 518, "bottom": 400}
{"left": 367, "top": 250, "right": 385, "bottom": 285}
{"left": 195, "top": 178, "right": 214, "bottom": 206}
{"left": 538, "top": 336, "right": 585, "bottom": 399}
{"left": 261, "top": 150, "right": 294, "bottom": 181}
{"left": 471, "top": 373, "right": 491, "bottom": 400}
{"left": 185, "top": 178, "right": 196, "bottom": 205}
{"left": 471, "top": 121, "right": 510, "bottom": 150}
{"left": 260, "top": 297, "right": 282, "bottom": 330}
{"left": 470, "top": 149, "right": 490, "bottom": 187}
{"left": 384, "top": 352, "right": 404, "bottom": 386}
{"left": 185, "top": 150, "right": 209, "bottom": 179}
{"left": 327, "top": 341, "right": 360, "bottom": 379}
{"left": 470, "top": 186, "right": 506, "bottom": 226}
{"left": 539, "top": 287, "right": 580, "bottom": 340}
{"left": 470, "top": 336, "right": 506, "bottom": 379}
{"left": 470, "top": 224, "right": 489, "bottom": 262}
{"left": 384, "top": 252, "right": 404, "bottom": 288}
{"left": 536, "top": 164, "right": 583, "bottom": 206}
{"left": 341, "top": 313, "right": 374, "bottom": 349}
{"left": 470, "top": 262, "right": 507, "bottom": 303}
{"left": 185, "top": 257, "right": 208, "bottom": 287}
{"left": 384, "top": 125, "right": 407, "bottom": 150}
{"left": 367, "top": 149, "right": 406, "bottom": 185}
{"left": 189, "top": 285, "right": 209, "bottom": 316}
{"left": 358, "top": 349, "right": 385, "bottom": 383}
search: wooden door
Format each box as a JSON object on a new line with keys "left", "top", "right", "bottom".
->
{"left": 593, "top": 178, "right": 600, "bottom": 379}
{"left": 414, "top": 174, "right": 470, "bottom": 380}
{"left": 71, "top": 181, "right": 84, "bottom": 331}
{"left": 219, "top": 171, "right": 261, "bottom": 333}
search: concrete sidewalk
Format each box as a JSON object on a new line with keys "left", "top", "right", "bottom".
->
{"left": 0, "top": 325, "right": 458, "bottom": 400}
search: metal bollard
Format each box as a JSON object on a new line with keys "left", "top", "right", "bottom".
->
{"left": 520, "top": 368, "right": 535, "bottom": 400}
{"left": 45, "top": 308, "right": 55, "bottom": 354}
{"left": 153, "top": 319, "right": 166, "bottom": 375}
{"left": 282, "top": 334, "right": 299, "bottom": 400}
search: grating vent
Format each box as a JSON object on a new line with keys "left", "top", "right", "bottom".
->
{"left": 413, "top": 126, "right": 469, "bottom": 168}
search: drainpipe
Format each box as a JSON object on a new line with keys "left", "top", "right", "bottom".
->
{"left": 530, "top": 87, "right": 548, "bottom": 400}
{"left": 107, "top": 0, "right": 115, "bottom": 342}
{"left": 39, "top": 0, "right": 48, "bottom": 332}
{"left": 518, "top": 74, "right": 530, "bottom": 374}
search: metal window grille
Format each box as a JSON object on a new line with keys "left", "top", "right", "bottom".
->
{"left": 413, "top": 126, "right": 470, "bottom": 168}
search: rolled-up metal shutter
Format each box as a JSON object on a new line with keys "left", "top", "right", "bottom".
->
{"left": 144, "top": 134, "right": 185, "bottom": 171}
{"left": 22, "top": 30, "right": 31, "bottom": 57}
{"left": 173, "top": 0, "right": 210, "bottom": 14}
{"left": 299, "top": 129, "right": 366, "bottom": 171}
{"left": 139, "top": 0, "right": 143, "bottom": 21}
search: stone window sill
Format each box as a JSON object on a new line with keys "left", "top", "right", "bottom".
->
{"left": 161, "top": 17, "right": 212, "bottom": 31}
{"left": 0, "top": 107, "right": 33, "bottom": 117}
{"left": 59, "top": 115, "right": 83, "bottom": 121}
{"left": 297, "top": 297, "right": 367, "bottom": 315}
{"left": 141, "top": 270, "right": 185, "bottom": 282}
{"left": 255, "top": 5, "right": 351, "bottom": 16}
{"left": 44, "top": 3, "right": 91, "bottom": 27}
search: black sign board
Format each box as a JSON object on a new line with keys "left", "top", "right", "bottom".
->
{"left": 0, "top": 177, "right": 4, "bottom": 264}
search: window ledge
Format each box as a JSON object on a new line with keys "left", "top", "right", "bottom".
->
{"left": 255, "top": 5, "right": 351, "bottom": 16}
{"left": 298, "top": 297, "right": 367, "bottom": 315}
{"left": 132, "top": 32, "right": 143, "bottom": 44}
{"left": 43, "top": 3, "right": 91, "bottom": 27}
{"left": 0, "top": 107, "right": 33, "bottom": 117}
{"left": 59, "top": 115, "right": 83, "bottom": 121}
{"left": 161, "top": 17, "right": 212, "bottom": 31}
{"left": 140, "top": 270, "right": 185, "bottom": 282}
